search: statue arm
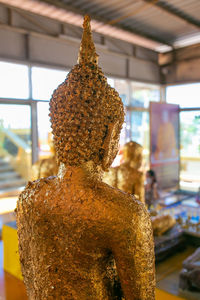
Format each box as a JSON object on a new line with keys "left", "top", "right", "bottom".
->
{"left": 16, "top": 191, "right": 35, "bottom": 298}
{"left": 111, "top": 203, "right": 155, "bottom": 300}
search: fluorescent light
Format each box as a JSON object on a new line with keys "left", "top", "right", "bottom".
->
{"left": 173, "top": 32, "right": 200, "bottom": 48}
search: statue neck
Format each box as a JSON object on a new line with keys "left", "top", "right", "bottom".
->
{"left": 58, "top": 161, "right": 103, "bottom": 182}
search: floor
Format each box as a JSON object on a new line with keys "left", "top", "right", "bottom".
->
{"left": 0, "top": 241, "right": 27, "bottom": 300}
{"left": 156, "top": 246, "right": 200, "bottom": 300}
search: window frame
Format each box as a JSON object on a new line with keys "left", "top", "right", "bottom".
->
{"left": 166, "top": 82, "right": 200, "bottom": 191}
{"left": 0, "top": 59, "right": 161, "bottom": 166}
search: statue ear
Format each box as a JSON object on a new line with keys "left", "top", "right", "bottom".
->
{"left": 101, "top": 123, "right": 115, "bottom": 171}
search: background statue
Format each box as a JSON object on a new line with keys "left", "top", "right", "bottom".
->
{"left": 17, "top": 16, "right": 155, "bottom": 300}
{"left": 151, "top": 215, "right": 176, "bottom": 236}
{"left": 103, "top": 141, "right": 145, "bottom": 203}
{"left": 31, "top": 133, "right": 58, "bottom": 180}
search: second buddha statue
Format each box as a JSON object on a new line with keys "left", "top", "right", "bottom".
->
{"left": 103, "top": 141, "right": 145, "bottom": 203}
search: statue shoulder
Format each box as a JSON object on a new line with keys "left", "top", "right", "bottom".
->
{"left": 99, "top": 181, "right": 142, "bottom": 210}
{"left": 17, "top": 177, "right": 56, "bottom": 208}
{"left": 98, "top": 183, "right": 151, "bottom": 238}
{"left": 110, "top": 184, "right": 149, "bottom": 221}
{"left": 102, "top": 167, "right": 118, "bottom": 187}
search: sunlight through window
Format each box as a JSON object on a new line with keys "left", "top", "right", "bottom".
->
{"left": 32, "top": 67, "right": 67, "bottom": 100}
{"left": 0, "top": 61, "right": 29, "bottom": 99}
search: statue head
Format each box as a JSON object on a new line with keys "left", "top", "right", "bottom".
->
{"left": 123, "top": 141, "right": 143, "bottom": 169}
{"left": 49, "top": 16, "right": 124, "bottom": 170}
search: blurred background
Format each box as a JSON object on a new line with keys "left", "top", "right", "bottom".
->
{"left": 0, "top": 1, "right": 200, "bottom": 299}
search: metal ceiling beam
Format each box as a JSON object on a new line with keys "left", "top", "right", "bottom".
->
{"left": 15, "top": 8, "right": 54, "bottom": 35}
{"left": 40, "top": 0, "right": 172, "bottom": 47}
{"left": 107, "top": 0, "right": 159, "bottom": 25}
{"left": 144, "top": 0, "right": 200, "bottom": 29}
{"left": 89, "top": 0, "right": 135, "bottom": 17}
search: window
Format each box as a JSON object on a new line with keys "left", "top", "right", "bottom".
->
{"left": 130, "top": 111, "right": 149, "bottom": 169}
{"left": 0, "top": 104, "right": 31, "bottom": 132}
{"left": 0, "top": 60, "right": 161, "bottom": 195}
{"left": 167, "top": 83, "right": 200, "bottom": 191}
{"left": 126, "top": 82, "right": 160, "bottom": 168}
{"left": 130, "top": 111, "right": 149, "bottom": 148}
{"left": 37, "top": 102, "right": 51, "bottom": 158}
{"left": 130, "top": 82, "right": 160, "bottom": 108}
{"left": 114, "top": 79, "right": 129, "bottom": 106}
{"left": 32, "top": 67, "right": 67, "bottom": 101}
{"left": 0, "top": 61, "right": 29, "bottom": 99}
{"left": 0, "top": 104, "right": 31, "bottom": 184}
{"left": 166, "top": 83, "right": 200, "bottom": 108}
{"left": 107, "top": 77, "right": 114, "bottom": 88}
{"left": 180, "top": 111, "right": 200, "bottom": 192}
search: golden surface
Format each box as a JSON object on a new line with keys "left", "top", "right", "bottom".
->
{"left": 32, "top": 135, "right": 58, "bottom": 180}
{"left": 103, "top": 141, "right": 145, "bottom": 203}
{"left": 31, "top": 156, "right": 58, "bottom": 180}
{"left": 16, "top": 15, "right": 155, "bottom": 299}
{"left": 152, "top": 215, "right": 176, "bottom": 236}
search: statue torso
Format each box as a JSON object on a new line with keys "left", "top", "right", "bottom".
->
{"left": 17, "top": 176, "right": 137, "bottom": 299}
{"left": 116, "top": 163, "right": 142, "bottom": 194}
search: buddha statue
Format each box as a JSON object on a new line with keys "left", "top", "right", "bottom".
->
{"left": 16, "top": 16, "right": 155, "bottom": 300}
{"left": 103, "top": 141, "right": 145, "bottom": 203}
{"left": 151, "top": 214, "right": 176, "bottom": 236}
{"left": 32, "top": 134, "right": 58, "bottom": 180}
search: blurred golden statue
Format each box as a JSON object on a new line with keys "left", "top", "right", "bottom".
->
{"left": 152, "top": 215, "right": 176, "bottom": 236}
{"left": 103, "top": 141, "right": 145, "bottom": 203}
{"left": 31, "top": 133, "right": 58, "bottom": 180}
{"left": 17, "top": 16, "right": 155, "bottom": 300}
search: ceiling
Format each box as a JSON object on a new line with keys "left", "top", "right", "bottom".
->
{"left": 1, "top": 0, "right": 200, "bottom": 52}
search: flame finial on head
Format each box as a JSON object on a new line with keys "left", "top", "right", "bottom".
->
{"left": 50, "top": 15, "right": 124, "bottom": 167}
{"left": 78, "top": 15, "right": 99, "bottom": 64}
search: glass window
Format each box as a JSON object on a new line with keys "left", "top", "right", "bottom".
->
{"left": 124, "top": 110, "right": 131, "bottom": 143}
{"left": 130, "top": 82, "right": 160, "bottom": 108}
{"left": 107, "top": 77, "right": 114, "bottom": 88}
{"left": 37, "top": 102, "right": 52, "bottom": 158}
{"left": 130, "top": 111, "right": 149, "bottom": 169}
{"left": 114, "top": 110, "right": 149, "bottom": 169}
{"left": 180, "top": 111, "right": 200, "bottom": 192}
{"left": 0, "top": 104, "right": 31, "bottom": 192}
{"left": 114, "top": 79, "right": 129, "bottom": 106}
{"left": 0, "top": 104, "right": 31, "bottom": 131}
{"left": 32, "top": 67, "right": 67, "bottom": 101}
{"left": 0, "top": 61, "right": 29, "bottom": 99}
{"left": 166, "top": 83, "right": 200, "bottom": 108}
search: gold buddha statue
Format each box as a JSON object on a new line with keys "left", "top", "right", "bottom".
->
{"left": 152, "top": 215, "right": 176, "bottom": 236}
{"left": 31, "top": 134, "right": 58, "bottom": 180}
{"left": 17, "top": 16, "right": 155, "bottom": 300}
{"left": 103, "top": 141, "right": 145, "bottom": 203}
